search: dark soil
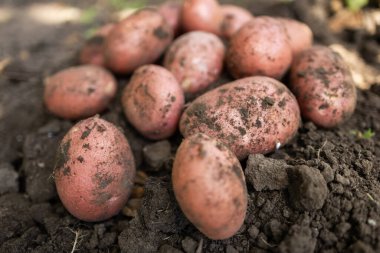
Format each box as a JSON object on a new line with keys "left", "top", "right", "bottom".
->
{"left": 0, "top": 0, "right": 379, "bottom": 253}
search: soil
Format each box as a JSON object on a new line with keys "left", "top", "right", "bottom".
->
{"left": 0, "top": 0, "right": 379, "bottom": 253}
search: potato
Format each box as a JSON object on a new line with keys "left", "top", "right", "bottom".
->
{"left": 290, "top": 46, "right": 357, "bottom": 128}
{"left": 104, "top": 8, "right": 173, "bottom": 74}
{"left": 226, "top": 16, "right": 292, "bottom": 80}
{"left": 122, "top": 65, "right": 185, "bottom": 140}
{"left": 181, "top": 0, "right": 222, "bottom": 35}
{"left": 79, "top": 23, "right": 115, "bottom": 66}
{"left": 44, "top": 65, "right": 117, "bottom": 120}
{"left": 54, "top": 116, "right": 136, "bottom": 222}
{"left": 79, "top": 36, "right": 106, "bottom": 66}
{"left": 172, "top": 133, "right": 247, "bottom": 240}
{"left": 180, "top": 76, "right": 301, "bottom": 159}
{"left": 164, "top": 31, "right": 225, "bottom": 94}
{"left": 277, "top": 17, "right": 313, "bottom": 56}
{"left": 220, "top": 5, "right": 253, "bottom": 39}
{"left": 158, "top": 1, "right": 182, "bottom": 35}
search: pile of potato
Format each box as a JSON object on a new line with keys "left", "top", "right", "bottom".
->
{"left": 46, "top": 0, "right": 357, "bottom": 240}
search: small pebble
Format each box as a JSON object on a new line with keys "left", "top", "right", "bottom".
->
{"left": 135, "top": 171, "right": 148, "bottom": 185}
{"left": 226, "top": 245, "right": 239, "bottom": 253}
{"left": 131, "top": 186, "right": 145, "bottom": 198}
{"left": 181, "top": 236, "right": 197, "bottom": 253}
{"left": 122, "top": 207, "right": 137, "bottom": 217}
{"left": 0, "top": 163, "right": 19, "bottom": 194}
{"left": 248, "top": 225, "right": 260, "bottom": 240}
{"left": 127, "top": 198, "right": 142, "bottom": 209}
{"left": 143, "top": 140, "right": 171, "bottom": 171}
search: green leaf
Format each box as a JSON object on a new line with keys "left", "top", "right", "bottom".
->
{"left": 84, "top": 27, "right": 98, "bottom": 39}
{"left": 350, "top": 129, "right": 375, "bottom": 139}
{"left": 362, "top": 129, "right": 375, "bottom": 139}
{"left": 345, "top": 0, "right": 369, "bottom": 11}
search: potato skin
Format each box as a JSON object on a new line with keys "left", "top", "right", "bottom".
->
{"left": 226, "top": 16, "right": 292, "bottom": 80}
{"left": 180, "top": 76, "right": 301, "bottom": 159}
{"left": 104, "top": 8, "right": 173, "bottom": 74}
{"left": 164, "top": 31, "right": 225, "bottom": 94}
{"left": 44, "top": 65, "right": 117, "bottom": 120}
{"left": 181, "top": 0, "right": 222, "bottom": 35}
{"left": 122, "top": 65, "right": 185, "bottom": 140}
{"left": 290, "top": 46, "right": 357, "bottom": 128}
{"left": 54, "top": 117, "right": 136, "bottom": 222}
{"left": 79, "top": 23, "right": 115, "bottom": 66}
{"left": 79, "top": 36, "right": 106, "bottom": 66}
{"left": 277, "top": 17, "right": 313, "bottom": 56}
{"left": 158, "top": 1, "right": 182, "bottom": 35}
{"left": 220, "top": 5, "right": 253, "bottom": 39}
{"left": 172, "top": 133, "right": 247, "bottom": 240}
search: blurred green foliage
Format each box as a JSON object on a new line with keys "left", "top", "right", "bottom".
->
{"left": 80, "top": 7, "right": 98, "bottom": 24}
{"left": 110, "top": 0, "right": 150, "bottom": 10}
{"left": 345, "top": 0, "right": 369, "bottom": 11}
{"left": 351, "top": 129, "right": 375, "bottom": 139}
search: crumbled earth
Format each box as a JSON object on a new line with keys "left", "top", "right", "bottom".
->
{"left": 245, "top": 154, "right": 290, "bottom": 191}
{"left": 0, "top": 0, "right": 379, "bottom": 253}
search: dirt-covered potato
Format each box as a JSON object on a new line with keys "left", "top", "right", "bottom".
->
{"left": 158, "top": 1, "right": 182, "bottom": 35}
{"left": 226, "top": 16, "right": 292, "bottom": 80}
{"left": 277, "top": 17, "right": 313, "bottom": 56}
{"left": 164, "top": 31, "right": 225, "bottom": 94}
{"left": 54, "top": 116, "right": 136, "bottom": 222}
{"left": 290, "top": 46, "right": 357, "bottom": 128}
{"left": 44, "top": 65, "right": 117, "bottom": 120}
{"left": 122, "top": 65, "right": 185, "bottom": 140}
{"left": 180, "top": 76, "right": 301, "bottom": 159}
{"left": 220, "top": 5, "right": 253, "bottom": 39}
{"left": 79, "top": 23, "right": 115, "bottom": 66}
{"left": 104, "top": 8, "right": 173, "bottom": 74}
{"left": 172, "top": 133, "right": 247, "bottom": 240}
{"left": 181, "top": 0, "right": 222, "bottom": 35}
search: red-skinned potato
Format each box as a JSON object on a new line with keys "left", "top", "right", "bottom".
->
{"left": 122, "top": 65, "right": 185, "bottom": 140}
{"left": 180, "top": 76, "right": 301, "bottom": 160}
{"left": 277, "top": 17, "right": 313, "bottom": 57}
{"left": 79, "top": 23, "right": 115, "bottom": 66}
{"left": 290, "top": 46, "right": 357, "bottom": 128}
{"left": 54, "top": 116, "right": 136, "bottom": 222}
{"left": 226, "top": 16, "right": 292, "bottom": 80}
{"left": 172, "top": 133, "right": 247, "bottom": 240}
{"left": 220, "top": 5, "right": 253, "bottom": 39}
{"left": 158, "top": 1, "right": 182, "bottom": 35}
{"left": 181, "top": 0, "right": 222, "bottom": 35}
{"left": 164, "top": 31, "right": 225, "bottom": 94}
{"left": 104, "top": 8, "right": 173, "bottom": 74}
{"left": 79, "top": 36, "right": 106, "bottom": 66}
{"left": 44, "top": 65, "right": 117, "bottom": 120}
